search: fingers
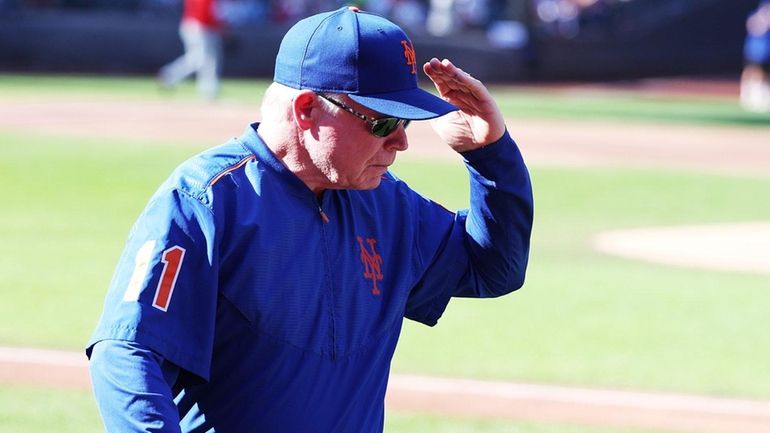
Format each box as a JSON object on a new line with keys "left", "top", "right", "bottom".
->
{"left": 423, "top": 58, "right": 490, "bottom": 104}
{"left": 423, "top": 58, "right": 474, "bottom": 87}
{"left": 423, "top": 58, "right": 507, "bottom": 147}
{"left": 438, "top": 89, "right": 487, "bottom": 115}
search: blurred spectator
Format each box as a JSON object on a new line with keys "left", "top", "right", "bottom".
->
{"left": 740, "top": 0, "right": 770, "bottom": 112}
{"left": 427, "top": 0, "right": 457, "bottom": 36}
{"left": 456, "top": 0, "right": 491, "bottom": 29}
{"left": 533, "top": 0, "right": 579, "bottom": 38}
{"left": 269, "top": 0, "right": 310, "bottom": 23}
{"left": 427, "top": 0, "right": 497, "bottom": 36}
{"left": 530, "top": 0, "right": 621, "bottom": 40}
{"left": 487, "top": 19, "right": 529, "bottom": 49}
{"left": 217, "top": 0, "right": 268, "bottom": 25}
{"left": 9, "top": 0, "right": 548, "bottom": 41}
{"left": 158, "top": 0, "right": 224, "bottom": 100}
{"left": 269, "top": 0, "right": 340, "bottom": 23}
{"left": 391, "top": 0, "right": 429, "bottom": 34}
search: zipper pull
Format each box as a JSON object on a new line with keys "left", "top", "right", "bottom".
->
{"left": 318, "top": 206, "right": 330, "bottom": 224}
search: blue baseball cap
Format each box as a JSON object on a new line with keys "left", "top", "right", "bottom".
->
{"left": 274, "top": 7, "right": 458, "bottom": 120}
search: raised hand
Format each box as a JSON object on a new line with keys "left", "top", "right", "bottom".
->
{"left": 423, "top": 58, "right": 506, "bottom": 152}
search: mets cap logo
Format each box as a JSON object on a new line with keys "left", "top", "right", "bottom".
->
{"left": 401, "top": 40, "right": 417, "bottom": 75}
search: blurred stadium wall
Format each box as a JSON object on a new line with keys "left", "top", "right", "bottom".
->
{"left": 0, "top": 0, "right": 760, "bottom": 82}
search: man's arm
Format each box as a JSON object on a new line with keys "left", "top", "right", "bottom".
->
{"left": 426, "top": 58, "right": 533, "bottom": 297}
{"left": 404, "top": 128, "right": 531, "bottom": 323}
{"left": 454, "top": 129, "right": 533, "bottom": 297}
{"left": 404, "top": 60, "right": 532, "bottom": 322}
{"left": 89, "top": 340, "right": 182, "bottom": 433}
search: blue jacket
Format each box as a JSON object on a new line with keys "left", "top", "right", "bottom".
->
{"left": 87, "top": 123, "right": 533, "bottom": 432}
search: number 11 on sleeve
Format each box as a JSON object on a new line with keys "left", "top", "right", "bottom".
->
{"left": 152, "top": 246, "right": 186, "bottom": 312}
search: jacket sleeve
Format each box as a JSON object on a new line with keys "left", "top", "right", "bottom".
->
{"left": 453, "top": 129, "right": 534, "bottom": 298}
{"left": 86, "top": 187, "right": 219, "bottom": 381}
{"left": 405, "top": 130, "right": 533, "bottom": 323}
{"left": 89, "top": 339, "right": 182, "bottom": 433}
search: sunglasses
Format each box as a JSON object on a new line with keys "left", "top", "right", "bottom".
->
{"left": 317, "top": 93, "right": 410, "bottom": 138}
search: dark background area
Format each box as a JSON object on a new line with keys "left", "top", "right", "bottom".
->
{"left": 0, "top": 0, "right": 761, "bottom": 82}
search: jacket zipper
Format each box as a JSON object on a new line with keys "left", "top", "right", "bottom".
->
{"left": 318, "top": 205, "right": 330, "bottom": 224}
{"left": 317, "top": 196, "right": 336, "bottom": 359}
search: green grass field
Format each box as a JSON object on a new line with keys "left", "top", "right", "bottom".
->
{"left": 0, "top": 385, "right": 679, "bottom": 433}
{"left": 1, "top": 74, "right": 768, "bottom": 432}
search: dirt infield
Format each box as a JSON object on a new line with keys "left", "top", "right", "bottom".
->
{"left": 594, "top": 222, "right": 770, "bottom": 275}
{"left": 2, "top": 81, "right": 770, "bottom": 431}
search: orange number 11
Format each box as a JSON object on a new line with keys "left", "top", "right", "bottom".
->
{"left": 152, "top": 246, "right": 186, "bottom": 312}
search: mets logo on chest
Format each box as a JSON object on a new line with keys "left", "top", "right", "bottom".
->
{"left": 401, "top": 40, "right": 417, "bottom": 75}
{"left": 357, "top": 236, "right": 383, "bottom": 296}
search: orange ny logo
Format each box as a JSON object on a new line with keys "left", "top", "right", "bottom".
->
{"left": 357, "top": 236, "right": 383, "bottom": 295}
{"left": 401, "top": 40, "right": 416, "bottom": 75}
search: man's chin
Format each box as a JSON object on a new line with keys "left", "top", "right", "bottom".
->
{"left": 352, "top": 176, "right": 384, "bottom": 190}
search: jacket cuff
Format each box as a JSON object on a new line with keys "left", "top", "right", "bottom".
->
{"left": 459, "top": 129, "right": 515, "bottom": 162}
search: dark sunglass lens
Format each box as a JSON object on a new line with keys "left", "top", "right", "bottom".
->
{"left": 372, "top": 118, "right": 403, "bottom": 137}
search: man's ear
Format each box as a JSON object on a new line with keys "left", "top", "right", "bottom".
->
{"left": 292, "top": 90, "right": 319, "bottom": 131}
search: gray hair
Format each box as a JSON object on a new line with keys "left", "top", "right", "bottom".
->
{"left": 260, "top": 83, "right": 341, "bottom": 123}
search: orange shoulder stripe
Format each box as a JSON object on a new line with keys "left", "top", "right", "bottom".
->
{"left": 207, "top": 155, "right": 256, "bottom": 189}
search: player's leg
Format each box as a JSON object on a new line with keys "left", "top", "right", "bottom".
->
{"left": 196, "top": 27, "right": 223, "bottom": 100}
{"left": 758, "top": 60, "right": 770, "bottom": 112}
{"left": 159, "top": 21, "right": 206, "bottom": 88}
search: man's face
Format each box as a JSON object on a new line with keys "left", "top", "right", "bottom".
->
{"left": 309, "top": 96, "right": 409, "bottom": 191}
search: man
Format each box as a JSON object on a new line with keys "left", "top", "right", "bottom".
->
{"left": 741, "top": 0, "right": 770, "bottom": 112}
{"left": 88, "top": 6, "right": 533, "bottom": 433}
{"left": 158, "top": 0, "right": 223, "bottom": 100}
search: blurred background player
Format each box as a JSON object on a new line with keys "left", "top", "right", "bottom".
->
{"left": 740, "top": 0, "right": 770, "bottom": 112}
{"left": 158, "top": 0, "right": 223, "bottom": 100}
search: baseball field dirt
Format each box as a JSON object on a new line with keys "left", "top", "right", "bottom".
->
{"left": 2, "top": 346, "right": 770, "bottom": 433}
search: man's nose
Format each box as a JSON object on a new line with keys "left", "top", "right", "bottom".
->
{"left": 384, "top": 125, "right": 409, "bottom": 152}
